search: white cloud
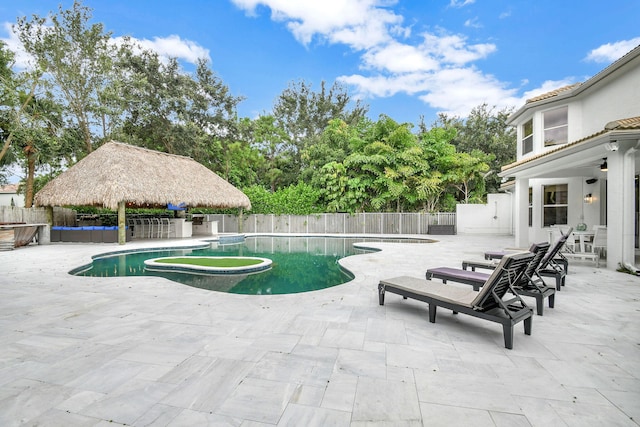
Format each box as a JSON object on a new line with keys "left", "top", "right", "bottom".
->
{"left": 232, "top": 0, "right": 508, "bottom": 118}
{"left": 118, "top": 34, "right": 210, "bottom": 64}
{"left": 359, "top": 32, "right": 495, "bottom": 74}
{"left": 464, "top": 17, "right": 482, "bottom": 28}
{"left": 449, "top": 0, "right": 475, "bottom": 8}
{"left": 585, "top": 37, "right": 640, "bottom": 63}
{"left": 1, "top": 22, "right": 35, "bottom": 70}
{"left": 419, "top": 67, "right": 520, "bottom": 116}
{"left": 340, "top": 67, "right": 519, "bottom": 117}
{"left": 520, "top": 78, "right": 577, "bottom": 102}
{"left": 338, "top": 73, "right": 427, "bottom": 98}
{"left": 421, "top": 33, "right": 496, "bottom": 65}
{"left": 361, "top": 41, "right": 440, "bottom": 73}
{"left": 2, "top": 21, "right": 209, "bottom": 71}
{"left": 230, "top": 0, "right": 405, "bottom": 48}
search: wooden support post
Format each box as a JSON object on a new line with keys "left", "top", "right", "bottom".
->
{"left": 118, "top": 201, "right": 126, "bottom": 245}
{"left": 46, "top": 206, "right": 54, "bottom": 225}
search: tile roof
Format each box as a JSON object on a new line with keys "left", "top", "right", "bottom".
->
{"left": 0, "top": 184, "right": 19, "bottom": 193}
{"left": 605, "top": 116, "right": 640, "bottom": 130}
{"left": 525, "top": 83, "right": 582, "bottom": 104}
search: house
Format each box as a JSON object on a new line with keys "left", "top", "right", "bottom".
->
{"left": 0, "top": 184, "right": 23, "bottom": 207}
{"left": 499, "top": 44, "right": 640, "bottom": 271}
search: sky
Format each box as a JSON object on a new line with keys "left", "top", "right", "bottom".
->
{"left": 1, "top": 0, "right": 640, "bottom": 127}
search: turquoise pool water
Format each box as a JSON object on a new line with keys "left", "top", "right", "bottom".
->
{"left": 74, "top": 236, "right": 431, "bottom": 295}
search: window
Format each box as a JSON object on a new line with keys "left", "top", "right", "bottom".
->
{"left": 543, "top": 184, "right": 568, "bottom": 227}
{"left": 522, "top": 119, "right": 533, "bottom": 154}
{"left": 528, "top": 187, "right": 533, "bottom": 227}
{"left": 543, "top": 106, "right": 568, "bottom": 146}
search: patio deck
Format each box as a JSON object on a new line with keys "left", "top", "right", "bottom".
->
{"left": 0, "top": 234, "right": 639, "bottom": 426}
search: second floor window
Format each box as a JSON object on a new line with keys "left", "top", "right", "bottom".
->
{"left": 522, "top": 119, "right": 533, "bottom": 154}
{"left": 544, "top": 106, "right": 568, "bottom": 146}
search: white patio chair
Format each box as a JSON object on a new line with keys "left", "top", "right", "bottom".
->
{"left": 563, "top": 225, "right": 606, "bottom": 267}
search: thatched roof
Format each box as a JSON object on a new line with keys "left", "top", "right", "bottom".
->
{"left": 34, "top": 141, "right": 251, "bottom": 210}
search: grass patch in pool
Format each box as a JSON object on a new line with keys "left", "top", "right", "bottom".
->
{"left": 155, "top": 257, "right": 263, "bottom": 268}
{"left": 144, "top": 256, "right": 273, "bottom": 275}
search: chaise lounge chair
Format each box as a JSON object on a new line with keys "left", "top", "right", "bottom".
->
{"left": 466, "top": 228, "right": 571, "bottom": 291}
{"left": 378, "top": 252, "right": 534, "bottom": 349}
{"left": 482, "top": 227, "right": 573, "bottom": 276}
{"left": 426, "top": 243, "right": 555, "bottom": 315}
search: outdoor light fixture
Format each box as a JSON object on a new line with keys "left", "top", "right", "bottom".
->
{"left": 584, "top": 193, "right": 593, "bottom": 204}
{"left": 600, "top": 158, "right": 608, "bottom": 172}
{"left": 605, "top": 141, "right": 619, "bottom": 151}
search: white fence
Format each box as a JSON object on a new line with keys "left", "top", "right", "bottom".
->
{"left": 207, "top": 212, "right": 456, "bottom": 235}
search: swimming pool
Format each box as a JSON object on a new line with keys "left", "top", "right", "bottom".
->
{"left": 73, "top": 236, "right": 432, "bottom": 295}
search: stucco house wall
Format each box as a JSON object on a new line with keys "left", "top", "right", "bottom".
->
{"left": 0, "top": 185, "right": 24, "bottom": 207}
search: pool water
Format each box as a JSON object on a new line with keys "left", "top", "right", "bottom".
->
{"left": 74, "top": 236, "right": 431, "bottom": 295}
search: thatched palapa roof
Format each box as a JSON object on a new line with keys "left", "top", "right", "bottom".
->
{"left": 34, "top": 141, "right": 251, "bottom": 210}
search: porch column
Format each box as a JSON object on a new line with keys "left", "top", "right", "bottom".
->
{"left": 606, "top": 152, "right": 624, "bottom": 269}
{"left": 514, "top": 177, "right": 529, "bottom": 247}
{"left": 620, "top": 143, "right": 639, "bottom": 269}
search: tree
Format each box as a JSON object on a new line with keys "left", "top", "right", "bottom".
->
{"left": 441, "top": 149, "right": 492, "bottom": 204}
{"left": 116, "top": 49, "right": 243, "bottom": 172}
{"left": 303, "top": 118, "right": 362, "bottom": 187}
{"left": 14, "top": 1, "right": 118, "bottom": 155}
{"left": 434, "top": 103, "right": 515, "bottom": 193}
{"left": 272, "top": 80, "right": 368, "bottom": 185}
{"left": 242, "top": 115, "right": 292, "bottom": 192}
{"left": 15, "top": 94, "right": 63, "bottom": 207}
{"left": 0, "top": 41, "right": 39, "bottom": 174}
{"left": 0, "top": 41, "right": 18, "bottom": 179}
{"left": 316, "top": 115, "right": 445, "bottom": 213}
{"left": 416, "top": 126, "right": 458, "bottom": 212}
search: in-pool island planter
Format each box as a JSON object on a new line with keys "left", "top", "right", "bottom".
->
{"left": 144, "top": 256, "right": 272, "bottom": 275}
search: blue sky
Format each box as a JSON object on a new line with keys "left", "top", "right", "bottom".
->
{"left": 1, "top": 0, "right": 639, "bottom": 126}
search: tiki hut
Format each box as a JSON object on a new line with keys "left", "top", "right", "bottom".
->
{"left": 35, "top": 141, "right": 251, "bottom": 244}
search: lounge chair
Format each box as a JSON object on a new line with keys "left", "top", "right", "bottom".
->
{"left": 482, "top": 227, "right": 572, "bottom": 275}
{"left": 426, "top": 243, "right": 555, "bottom": 315}
{"left": 378, "top": 252, "right": 534, "bottom": 349}
{"left": 468, "top": 228, "right": 571, "bottom": 291}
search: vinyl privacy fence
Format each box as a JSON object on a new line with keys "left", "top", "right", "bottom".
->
{"left": 1, "top": 207, "right": 456, "bottom": 235}
{"left": 207, "top": 212, "right": 456, "bottom": 235}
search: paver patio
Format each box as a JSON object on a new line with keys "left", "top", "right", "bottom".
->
{"left": 1, "top": 234, "right": 639, "bottom": 426}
